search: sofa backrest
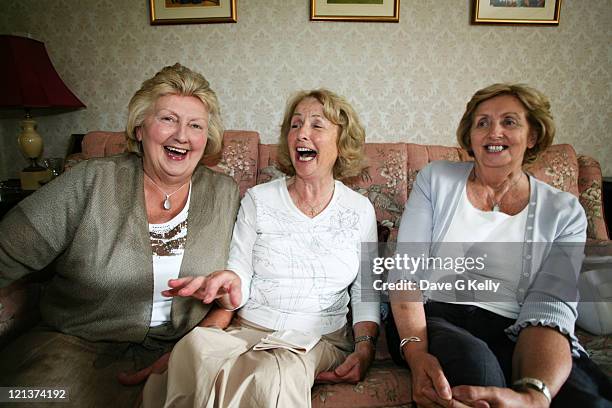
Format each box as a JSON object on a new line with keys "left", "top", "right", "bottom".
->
{"left": 72, "top": 130, "right": 609, "bottom": 240}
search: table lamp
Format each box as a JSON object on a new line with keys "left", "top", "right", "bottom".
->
{"left": 0, "top": 34, "right": 86, "bottom": 190}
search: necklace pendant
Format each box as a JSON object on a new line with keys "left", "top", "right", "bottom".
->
{"left": 492, "top": 203, "right": 500, "bottom": 212}
{"left": 163, "top": 195, "right": 172, "bottom": 211}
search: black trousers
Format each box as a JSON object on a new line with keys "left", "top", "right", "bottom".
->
{"left": 386, "top": 302, "right": 612, "bottom": 408}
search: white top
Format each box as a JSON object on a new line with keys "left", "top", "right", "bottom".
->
{"left": 149, "top": 184, "right": 191, "bottom": 327}
{"left": 433, "top": 184, "right": 528, "bottom": 318}
{"left": 227, "top": 177, "right": 380, "bottom": 336}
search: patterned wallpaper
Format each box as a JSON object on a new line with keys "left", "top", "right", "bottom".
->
{"left": 1, "top": 0, "right": 610, "bottom": 179}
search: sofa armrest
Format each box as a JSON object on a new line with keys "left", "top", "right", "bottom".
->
{"left": 64, "top": 153, "right": 88, "bottom": 171}
{"left": 578, "top": 155, "right": 609, "bottom": 240}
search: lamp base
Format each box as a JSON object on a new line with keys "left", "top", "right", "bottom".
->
{"left": 20, "top": 167, "right": 51, "bottom": 190}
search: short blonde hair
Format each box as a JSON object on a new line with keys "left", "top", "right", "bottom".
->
{"left": 126, "top": 63, "right": 223, "bottom": 159}
{"left": 456, "top": 83, "right": 555, "bottom": 164}
{"left": 276, "top": 89, "right": 367, "bottom": 180}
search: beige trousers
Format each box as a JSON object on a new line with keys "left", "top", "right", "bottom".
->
{"left": 142, "top": 319, "right": 351, "bottom": 408}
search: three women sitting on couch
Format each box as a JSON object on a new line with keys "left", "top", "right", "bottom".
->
{"left": 0, "top": 62, "right": 609, "bottom": 407}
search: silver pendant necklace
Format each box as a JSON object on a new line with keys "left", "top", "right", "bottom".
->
{"left": 144, "top": 173, "right": 190, "bottom": 211}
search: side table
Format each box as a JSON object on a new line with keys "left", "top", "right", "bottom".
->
{"left": 0, "top": 179, "right": 33, "bottom": 219}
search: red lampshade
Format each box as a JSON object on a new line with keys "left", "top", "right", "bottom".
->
{"left": 0, "top": 35, "right": 85, "bottom": 111}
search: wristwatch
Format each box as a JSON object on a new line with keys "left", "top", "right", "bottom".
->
{"left": 512, "top": 377, "right": 552, "bottom": 403}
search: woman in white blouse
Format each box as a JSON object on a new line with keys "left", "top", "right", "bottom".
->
{"left": 142, "top": 89, "right": 380, "bottom": 407}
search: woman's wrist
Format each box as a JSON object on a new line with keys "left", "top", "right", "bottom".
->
{"left": 355, "top": 340, "right": 376, "bottom": 358}
{"left": 403, "top": 346, "right": 429, "bottom": 367}
{"left": 513, "top": 387, "right": 550, "bottom": 408}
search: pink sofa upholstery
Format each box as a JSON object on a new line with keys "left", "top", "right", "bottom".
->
{"left": 2, "top": 130, "right": 610, "bottom": 407}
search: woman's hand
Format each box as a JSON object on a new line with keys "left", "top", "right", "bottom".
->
{"left": 117, "top": 352, "right": 170, "bottom": 386}
{"left": 315, "top": 343, "right": 375, "bottom": 383}
{"left": 452, "top": 385, "right": 550, "bottom": 408}
{"left": 162, "top": 270, "right": 242, "bottom": 310}
{"left": 406, "top": 350, "right": 453, "bottom": 408}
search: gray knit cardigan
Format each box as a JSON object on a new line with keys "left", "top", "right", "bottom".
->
{"left": 0, "top": 154, "right": 240, "bottom": 343}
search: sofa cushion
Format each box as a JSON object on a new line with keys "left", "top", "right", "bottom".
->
{"left": 311, "top": 359, "right": 412, "bottom": 408}
{"left": 82, "top": 131, "right": 127, "bottom": 157}
{"left": 524, "top": 144, "right": 580, "bottom": 198}
{"left": 345, "top": 144, "right": 408, "bottom": 231}
{"left": 257, "top": 144, "right": 285, "bottom": 184}
{"left": 202, "top": 130, "right": 259, "bottom": 197}
{"left": 405, "top": 144, "right": 471, "bottom": 198}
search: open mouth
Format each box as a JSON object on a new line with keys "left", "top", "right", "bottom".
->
{"left": 296, "top": 146, "right": 317, "bottom": 162}
{"left": 485, "top": 145, "right": 508, "bottom": 153}
{"left": 164, "top": 146, "right": 188, "bottom": 158}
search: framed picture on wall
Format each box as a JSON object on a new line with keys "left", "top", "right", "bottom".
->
{"left": 472, "top": 0, "right": 561, "bottom": 25}
{"left": 310, "top": 0, "right": 400, "bottom": 22}
{"left": 149, "top": 0, "right": 237, "bottom": 25}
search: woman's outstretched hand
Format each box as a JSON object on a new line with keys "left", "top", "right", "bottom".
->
{"left": 162, "top": 270, "right": 242, "bottom": 310}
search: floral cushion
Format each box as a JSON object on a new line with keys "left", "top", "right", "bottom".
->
{"left": 345, "top": 144, "right": 408, "bottom": 231}
{"left": 311, "top": 359, "right": 412, "bottom": 408}
{"left": 203, "top": 130, "right": 259, "bottom": 197}
{"left": 524, "top": 144, "right": 580, "bottom": 197}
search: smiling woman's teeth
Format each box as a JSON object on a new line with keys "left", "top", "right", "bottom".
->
{"left": 165, "top": 146, "right": 187, "bottom": 155}
{"left": 486, "top": 145, "right": 505, "bottom": 152}
{"left": 296, "top": 147, "right": 317, "bottom": 161}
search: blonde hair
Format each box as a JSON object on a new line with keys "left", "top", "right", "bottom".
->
{"left": 276, "top": 89, "right": 367, "bottom": 180}
{"left": 456, "top": 83, "right": 555, "bottom": 164}
{"left": 126, "top": 63, "right": 223, "bottom": 159}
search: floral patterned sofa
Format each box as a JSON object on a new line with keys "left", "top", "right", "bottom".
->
{"left": 1, "top": 130, "right": 609, "bottom": 407}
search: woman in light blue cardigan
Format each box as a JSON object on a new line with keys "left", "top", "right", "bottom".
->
{"left": 389, "top": 84, "right": 610, "bottom": 408}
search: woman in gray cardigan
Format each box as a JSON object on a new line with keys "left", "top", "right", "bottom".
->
{"left": 0, "top": 63, "right": 240, "bottom": 406}
{"left": 389, "top": 84, "right": 610, "bottom": 407}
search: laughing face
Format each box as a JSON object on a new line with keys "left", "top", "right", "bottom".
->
{"left": 470, "top": 94, "right": 536, "bottom": 171}
{"left": 137, "top": 94, "right": 209, "bottom": 185}
{"left": 287, "top": 97, "right": 340, "bottom": 182}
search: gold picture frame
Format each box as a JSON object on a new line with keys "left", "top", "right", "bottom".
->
{"left": 472, "top": 0, "right": 561, "bottom": 25}
{"left": 310, "top": 0, "right": 400, "bottom": 23}
{"left": 149, "top": 0, "right": 237, "bottom": 25}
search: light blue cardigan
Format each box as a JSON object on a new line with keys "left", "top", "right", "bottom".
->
{"left": 397, "top": 161, "right": 587, "bottom": 356}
